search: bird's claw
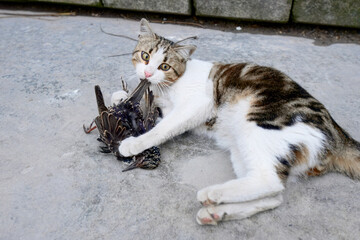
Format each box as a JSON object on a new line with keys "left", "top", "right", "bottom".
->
{"left": 83, "top": 120, "right": 97, "bottom": 134}
{"left": 99, "top": 146, "right": 111, "bottom": 153}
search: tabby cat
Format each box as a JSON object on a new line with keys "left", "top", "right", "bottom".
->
{"left": 112, "top": 19, "right": 360, "bottom": 225}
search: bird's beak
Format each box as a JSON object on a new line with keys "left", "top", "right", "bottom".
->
{"left": 122, "top": 163, "right": 138, "bottom": 172}
{"left": 122, "top": 157, "right": 140, "bottom": 172}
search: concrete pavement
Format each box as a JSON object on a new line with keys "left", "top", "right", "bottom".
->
{"left": 0, "top": 11, "right": 360, "bottom": 240}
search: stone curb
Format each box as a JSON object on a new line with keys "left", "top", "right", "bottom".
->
{"left": 292, "top": 0, "right": 360, "bottom": 29}
{"left": 103, "top": 0, "right": 191, "bottom": 15}
{"left": 194, "top": 0, "right": 292, "bottom": 23}
{"left": 3, "top": 0, "right": 360, "bottom": 28}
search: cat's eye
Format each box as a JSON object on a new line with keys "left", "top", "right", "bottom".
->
{"left": 159, "top": 63, "right": 171, "bottom": 71}
{"left": 141, "top": 51, "right": 150, "bottom": 62}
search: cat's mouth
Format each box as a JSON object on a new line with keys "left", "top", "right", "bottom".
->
{"left": 141, "top": 77, "right": 160, "bottom": 86}
{"left": 140, "top": 78, "right": 170, "bottom": 95}
{"left": 141, "top": 78, "right": 154, "bottom": 86}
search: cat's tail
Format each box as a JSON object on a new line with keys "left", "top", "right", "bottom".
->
{"left": 327, "top": 121, "right": 360, "bottom": 180}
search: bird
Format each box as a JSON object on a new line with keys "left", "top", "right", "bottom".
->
{"left": 122, "top": 146, "right": 161, "bottom": 172}
{"left": 83, "top": 79, "right": 161, "bottom": 171}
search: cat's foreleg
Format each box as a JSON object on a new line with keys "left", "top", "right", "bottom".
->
{"left": 229, "top": 147, "right": 247, "bottom": 178}
{"left": 119, "top": 101, "right": 211, "bottom": 156}
{"left": 196, "top": 194, "right": 283, "bottom": 225}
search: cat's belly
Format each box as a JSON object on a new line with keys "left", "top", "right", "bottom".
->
{"left": 193, "top": 117, "right": 242, "bottom": 150}
{"left": 212, "top": 121, "right": 241, "bottom": 149}
{"left": 192, "top": 122, "right": 217, "bottom": 139}
{"left": 211, "top": 100, "right": 252, "bottom": 150}
{"left": 189, "top": 104, "right": 249, "bottom": 149}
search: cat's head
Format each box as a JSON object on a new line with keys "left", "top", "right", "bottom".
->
{"left": 132, "top": 19, "right": 196, "bottom": 86}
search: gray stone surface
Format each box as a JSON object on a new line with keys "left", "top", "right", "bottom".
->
{"left": 1, "top": 12, "right": 360, "bottom": 240}
{"left": 31, "top": 0, "right": 101, "bottom": 6}
{"left": 292, "top": 0, "right": 360, "bottom": 28}
{"left": 194, "top": 0, "right": 292, "bottom": 23}
{"left": 103, "top": 0, "right": 191, "bottom": 15}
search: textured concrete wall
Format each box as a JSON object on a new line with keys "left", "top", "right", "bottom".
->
{"left": 194, "top": 0, "right": 293, "bottom": 23}
{"left": 103, "top": 0, "right": 191, "bottom": 15}
{"left": 292, "top": 0, "right": 360, "bottom": 28}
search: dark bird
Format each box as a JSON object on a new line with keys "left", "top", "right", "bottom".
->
{"left": 83, "top": 79, "right": 161, "bottom": 171}
{"left": 122, "top": 146, "right": 161, "bottom": 172}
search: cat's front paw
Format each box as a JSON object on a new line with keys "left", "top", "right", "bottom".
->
{"left": 119, "top": 136, "right": 144, "bottom": 157}
{"left": 111, "top": 90, "right": 128, "bottom": 105}
{"left": 197, "top": 185, "right": 223, "bottom": 206}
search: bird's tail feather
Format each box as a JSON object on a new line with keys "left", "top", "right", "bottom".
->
{"left": 95, "top": 85, "right": 108, "bottom": 114}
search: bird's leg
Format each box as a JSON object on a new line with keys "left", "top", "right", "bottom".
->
{"left": 83, "top": 120, "right": 97, "bottom": 134}
{"left": 121, "top": 79, "right": 129, "bottom": 93}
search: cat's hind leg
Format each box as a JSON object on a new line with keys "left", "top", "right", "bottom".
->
{"left": 197, "top": 120, "right": 325, "bottom": 206}
{"left": 197, "top": 171, "right": 284, "bottom": 207}
{"left": 197, "top": 150, "right": 285, "bottom": 206}
{"left": 197, "top": 194, "right": 283, "bottom": 225}
{"left": 196, "top": 152, "right": 285, "bottom": 225}
{"left": 196, "top": 135, "right": 287, "bottom": 222}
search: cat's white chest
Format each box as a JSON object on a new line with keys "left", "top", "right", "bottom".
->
{"left": 153, "top": 91, "right": 173, "bottom": 117}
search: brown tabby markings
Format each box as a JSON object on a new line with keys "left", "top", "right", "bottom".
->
{"left": 205, "top": 117, "right": 217, "bottom": 130}
{"left": 275, "top": 144, "right": 311, "bottom": 182}
{"left": 209, "top": 63, "right": 360, "bottom": 181}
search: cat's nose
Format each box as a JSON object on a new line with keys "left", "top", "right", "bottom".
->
{"left": 144, "top": 71, "right": 153, "bottom": 78}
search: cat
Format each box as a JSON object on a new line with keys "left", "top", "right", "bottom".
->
{"left": 111, "top": 19, "right": 360, "bottom": 225}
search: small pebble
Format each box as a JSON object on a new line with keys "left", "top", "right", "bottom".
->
{"left": 236, "top": 26, "right": 242, "bottom": 31}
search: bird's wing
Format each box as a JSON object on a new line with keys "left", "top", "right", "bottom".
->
{"left": 143, "top": 89, "right": 159, "bottom": 131}
{"left": 96, "top": 110, "right": 130, "bottom": 145}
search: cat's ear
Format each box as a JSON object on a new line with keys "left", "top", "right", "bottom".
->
{"left": 173, "top": 45, "right": 197, "bottom": 60}
{"left": 139, "top": 18, "right": 156, "bottom": 38}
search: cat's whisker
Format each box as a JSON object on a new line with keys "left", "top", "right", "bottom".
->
{"left": 159, "top": 80, "right": 172, "bottom": 90}
{"left": 159, "top": 84, "right": 167, "bottom": 93}
{"left": 156, "top": 85, "right": 161, "bottom": 96}
{"left": 161, "top": 80, "right": 173, "bottom": 86}
{"left": 158, "top": 82, "right": 170, "bottom": 95}
{"left": 161, "top": 79, "right": 173, "bottom": 83}
{"left": 156, "top": 83, "right": 164, "bottom": 96}
{"left": 160, "top": 83, "right": 168, "bottom": 95}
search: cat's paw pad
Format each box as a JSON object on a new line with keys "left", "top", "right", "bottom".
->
{"left": 119, "top": 136, "right": 144, "bottom": 157}
{"left": 111, "top": 90, "right": 128, "bottom": 105}
{"left": 196, "top": 207, "right": 224, "bottom": 225}
{"left": 197, "top": 187, "right": 222, "bottom": 206}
